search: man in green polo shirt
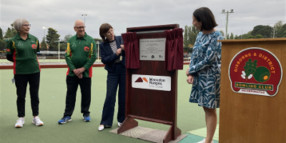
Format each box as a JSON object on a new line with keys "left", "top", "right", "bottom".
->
{"left": 58, "top": 20, "right": 97, "bottom": 124}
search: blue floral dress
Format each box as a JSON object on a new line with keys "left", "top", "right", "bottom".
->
{"left": 188, "top": 31, "right": 223, "bottom": 109}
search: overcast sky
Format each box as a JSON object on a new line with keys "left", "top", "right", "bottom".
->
{"left": 0, "top": 0, "right": 285, "bottom": 40}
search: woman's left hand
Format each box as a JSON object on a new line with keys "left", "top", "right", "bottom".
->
{"left": 116, "top": 48, "right": 122, "bottom": 56}
{"left": 186, "top": 68, "right": 190, "bottom": 76}
{"left": 120, "top": 44, "right": 124, "bottom": 50}
{"left": 187, "top": 75, "right": 194, "bottom": 84}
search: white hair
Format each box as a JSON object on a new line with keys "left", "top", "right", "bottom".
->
{"left": 74, "top": 20, "right": 85, "bottom": 27}
{"left": 13, "top": 18, "right": 29, "bottom": 32}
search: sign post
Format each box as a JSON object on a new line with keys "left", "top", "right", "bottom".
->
{"left": 117, "top": 24, "right": 183, "bottom": 143}
{"left": 219, "top": 38, "right": 285, "bottom": 143}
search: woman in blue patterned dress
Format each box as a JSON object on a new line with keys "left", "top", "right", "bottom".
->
{"left": 186, "top": 7, "right": 223, "bottom": 143}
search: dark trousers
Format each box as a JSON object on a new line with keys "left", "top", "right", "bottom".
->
{"left": 63, "top": 76, "right": 91, "bottom": 117}
{"left": 14, "top": 72, "right": 40, "bottom": 117}
{"left": 100, "top": 64, "right": 126, "bottom": 126}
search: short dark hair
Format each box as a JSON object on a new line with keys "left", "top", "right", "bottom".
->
{"left": 99, "top": 23, "right": 113, "bottom": 42}
{"left": 193, "top": 7, "right": 218, "bottom": 31}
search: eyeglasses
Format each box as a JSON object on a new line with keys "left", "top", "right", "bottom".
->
{"left": 75, "top": 26, "right": 85, "bottom": 29}
{"left": 22, "top": 24, "right": 31, "bottom": 27}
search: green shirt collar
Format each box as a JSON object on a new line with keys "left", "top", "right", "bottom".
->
{"left": 76, "top": 32, "right": 87, "bottom": 40}
{"left": 15, "top": 33, "right": 31, "bottom": 40}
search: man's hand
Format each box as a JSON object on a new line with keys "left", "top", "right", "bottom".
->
{"left": 77, "top": 67, "right": 85, "bottom": 74}
{"left": 73, "top": 67, "right": 85, "bottom": 78}
{"left": 77, "top": 73, "right": 83, "bottom": 79}
{"left": 73, "top": 69, "right": 80, "bottom": 76}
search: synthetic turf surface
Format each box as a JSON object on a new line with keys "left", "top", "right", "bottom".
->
{"left": 0, "top": 65, "right": 219, "bottom": 143}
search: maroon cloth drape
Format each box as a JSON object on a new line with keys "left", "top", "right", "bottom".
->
{"left": 121, "top": 32, "right": 140, "bottom": 69}
{"left": 165, "top": 28, "right": 184, "bottom": 71}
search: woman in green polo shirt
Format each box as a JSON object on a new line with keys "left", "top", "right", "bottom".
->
{"left": 6, "top": 18, "right": 44, "bottom": 128}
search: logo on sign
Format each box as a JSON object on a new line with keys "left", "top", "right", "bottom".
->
{"left": 135, "top": 77, "right": 148, "bottom": 83}
{"left": 229, "top": 47, "right": 283, "bottom": 96}
{"left": 132, "top": 74, "right": 171, "bottom": 91}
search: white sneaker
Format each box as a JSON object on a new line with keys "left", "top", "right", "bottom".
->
{"left": 197, "top": 139, "right": 205, "bottom": 143}
{"left": 32, "top": 116, "right": 44, "bottom": 126}
{"left": 15, "top": 117, "right": 25, "bottom": 128}
{"left": 197, "top": 139, "right": 214, "bottom": 143}
{"left": 118, "top": 122, "right": 122, "bottom": 127}
{"left": 98, "top": 125, "right": 104, "bottom": 131}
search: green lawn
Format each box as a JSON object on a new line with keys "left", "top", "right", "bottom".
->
{"left": 0, "top": 65, "right": 219, "bottom": 143}
{"left": 0, "top": 59, "right": 102, "bottom": 64}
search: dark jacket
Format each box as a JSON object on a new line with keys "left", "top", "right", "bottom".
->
{"left": 100, "top": 36, "right": 125, "bottom": 72}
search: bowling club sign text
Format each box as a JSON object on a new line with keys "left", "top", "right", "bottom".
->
{"left": 229, "top": 47, "right": 283, "bottom": 96}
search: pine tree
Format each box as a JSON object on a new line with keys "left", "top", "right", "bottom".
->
{"left": 4, "top": 24, "right": 17, "bottom": 38}
{"left": 46, "top": 27, "right": 60, "bottom": 51}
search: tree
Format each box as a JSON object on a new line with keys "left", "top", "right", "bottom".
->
{"left": 183, "top": 25, "right": 189, "bottom": 48}
{"left": 56, "top": 34, "right": 73, "bottom": 52}
{"left": 255, "top": 34, "right": 263, "bottom": 38}
{"left": 0, "top": 28, "right": 3, "bottom": 40}
{"left": 234, "top": 35, "right": 241, "bottom": 39}
{"left": 0, "top": 40, "right": 5, "bottom": 51}
{"left": 273, "top": 21, "right": 282, "bottom": 38}
{"left": 275, "top": 22, "right": 286, "bottom": 38}
{"left": 279, "top": 24, "right": 286, "bottom": 37}
{"left": 4, "top": 27, "right": 17, "bottom": 39}
{"left": 229, "top": 33, "right": 234, "bottom": 39}
{"left": 4, "top": 24, "right": 17, "bottom": 39}
{"left": 188, "top": 25, "right": 199, "bottom": 45}
{"left": 64, "top": 34, "right": 72, "bottom": 42}
{"left": 251, "top": 25, "right": 273, "bottom": 38}
{"left": 230, "top": 20, "right": 286, "bottom": 39}
{"left": 40, "top": 37, "right": 47, "bottom": 50}
{"left": 60, "top": 41, "right": 67, "bottom": 51}
{"left": 46, "top": 27, "right": 60, "bottom": 51}
{"left": 183, "top": 25, "right": 199, "bottom": 48}
{"left": 237, "top": 31, "right": 254, "bottom": 39}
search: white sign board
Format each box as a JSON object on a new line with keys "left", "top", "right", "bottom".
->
{"left": 139, "top": 38, "right": 166, "bottom": 61}
{"left": 132, "top": 74, "right": 171, "bottom": 91}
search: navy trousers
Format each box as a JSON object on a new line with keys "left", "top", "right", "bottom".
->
{"left": 63, "top": 76, "right": 91, "bottom": 117}
{"left": 100, "top": 64, "right": 126, "bottom": 126}
{"left": 14, "top": 72, "right": 40, "bottom": 117}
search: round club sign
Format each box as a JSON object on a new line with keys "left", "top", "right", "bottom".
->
{"left": 229, "top": 47, "right": 283, "bottom": 96}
